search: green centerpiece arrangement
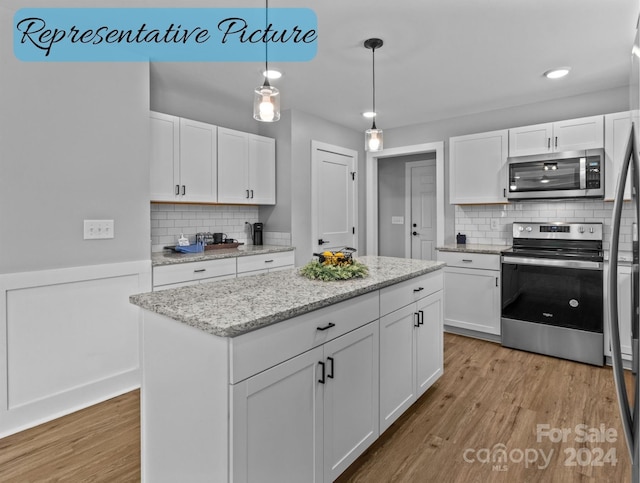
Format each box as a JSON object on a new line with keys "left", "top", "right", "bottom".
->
{"left": 300, "top": 250, "right": 368, "bottom": 281}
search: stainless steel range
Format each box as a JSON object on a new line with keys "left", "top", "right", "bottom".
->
{"left": 501, "top": 222, "right": 604, "bottom": 366}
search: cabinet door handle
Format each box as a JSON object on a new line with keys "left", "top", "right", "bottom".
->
{"left": 250, "top": 189, "right": 254, "bottom": 199}
{"left": 194, "top": 269, "right": 206, "bottom": 273}
{"left": 547, "top": 137, "right": 551, "bottom": 149}
{"left": 496, "top": 277, "right": 499, "bottom": 287}
{"left": 414, "top": 312, "right": 420, "bottom": 327}
{"left": 182, "top": 185, "right": 186, "bottom": 196}
{"left": 175, "top": 184, "right": 180, "bottom": 196}
{"left": 503, "top": 188, "right": 506, "bottom": 197}
{"left": 413, "top": 287, "right": 424, "bottom": 293}
{"left": 555, "top": 136, "right": 558, "bottom": 148}
{"left": 318, "top": 361, "right": 326, "bottom": 384}
{"left": 327, "top": 357, "right": 334, "bottom": 379}
{"left": 462, "top": 259, "right": 473, "bottom": 263}
{"left": 317, "top": 322, "right": 335, "bottom": 331}
{"left": 246, "top": 189, "right": 250, "bottom": 198}
{"left": 419, "top": 310, "right": 424, "bottom": 326}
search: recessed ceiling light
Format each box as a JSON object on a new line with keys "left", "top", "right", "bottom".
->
{"left": 362, "top": 111, "right": 377, "bottom": 118}
{"left": 544, "top": 67, "right": 571, "bottom": 79}
{"left": 263, "top": 69, "right": 282, "bottom": 79}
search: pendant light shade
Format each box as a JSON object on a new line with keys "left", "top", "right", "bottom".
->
{"left": 253, "top": 0, "right": 280, "bottom": 122}
{"left": 254, "top": 80, "right": 280, "bottom": 122}
{"left": 364, "top": 38, "right": 383, "bottom": 152}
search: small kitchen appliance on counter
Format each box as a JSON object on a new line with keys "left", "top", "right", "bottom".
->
{"left": 252, "top": 222, "right": 263, "bottom": 246}
{"left": 501, "top": 221, "right": 604, "bottom": 366}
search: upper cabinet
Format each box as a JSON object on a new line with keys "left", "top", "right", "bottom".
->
{"left": 150, "top": 112, "right": 217, "bottom": 203}
{"left": 508, "top": 115, "right": 604, "bottom": 157}
{"left": 604, "top": 111, "right": 632, "bottom": 201}
{"left": 449, "top": 129, "right": 509, "bottom": 204}
{"left": 218, "top": 127, "right": 276, "bottom": 205}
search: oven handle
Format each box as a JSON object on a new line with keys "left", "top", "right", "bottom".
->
{"left": 501, "top": 256, "right": 602, "bottom": 270}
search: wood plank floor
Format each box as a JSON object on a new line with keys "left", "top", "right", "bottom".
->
{"left": 0, "top": 333, "right": 633, "bottom": 482}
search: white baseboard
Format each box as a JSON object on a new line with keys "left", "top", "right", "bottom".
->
{"left": 0, "top": 260, "right": 151, "bottom": 438}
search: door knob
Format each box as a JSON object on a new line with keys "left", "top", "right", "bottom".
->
{"left": 412, "top": 223, "right": 417, "bottom": 228}
{"left": 412, "top": 231, "right": 418, "bottom": 236}
{"left": 318, "top": 239, "right": 330, "bottom": 245}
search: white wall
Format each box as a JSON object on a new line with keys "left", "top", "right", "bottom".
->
{"left": 0, "top": 5, "right": 151, "bottom": 436}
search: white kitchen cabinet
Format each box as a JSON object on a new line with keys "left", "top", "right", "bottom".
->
{"left": 604, "top": 262, "right": 632, "bottom": 361}
{"left": 152, "top": 258, "right": 237, "bottom": 290}
{"left": 508, "top": 115, "right": 604, "bottom": 157}
{"left": 231, "top": 346, "right": 324, "bottom": 483}
{"left": 236, "top": 251, "right": 295, "bottom": 277}
{"left": 149, "top": 112, "right": 217, "bottom": 203}
{"left": 437, "top": 251, "right": 501, "bottom": 335}
{"left": 449, "top": 129, "right": 509, "bottom": 204}
{"left": 232, "top": 320, "right": 379, "bottom": 483}
{"left": 218, "top": 127, "right": 276, "bottom": 205}
{"left": 604, "top": 111, "right": 632, "bottom": 201}
{"left": 379, "top": 273, "right": 444, "bottom": 433}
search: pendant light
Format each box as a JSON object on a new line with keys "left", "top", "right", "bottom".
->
{"left": 364, "top": 38, "right": 383, "bottom": 151}
{"left": 253, "top": 0, "right": 280, "bottom": 122}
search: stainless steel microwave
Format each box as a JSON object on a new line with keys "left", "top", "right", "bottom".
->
{"left": 507, "top": 149, "right": 604, "bottom": 200}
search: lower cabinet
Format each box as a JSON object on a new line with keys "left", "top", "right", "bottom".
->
{"left": 231, "top": 322, "right": 379, "bottom": 483}
{"left": 379, "top": 290, "right": 443, "bottom": 433}
{"left": 437, "top": 251, "right": 501, "bottom": 335}
{"left": 604, "top": 262, "right": 632, "bottom": 361}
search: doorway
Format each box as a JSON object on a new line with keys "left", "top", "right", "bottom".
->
{"left": 406, "top": 160, "right": 436, "bottom": 260}
{"left": 367, "top": 142, "right": 445, "bottom": 257}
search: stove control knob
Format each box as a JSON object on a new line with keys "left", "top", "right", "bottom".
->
{"left": 578, "top": 226, "right": 585, "bottom": 233}
{"left": 526, "top": 226, "right": 532, "bottom": 232}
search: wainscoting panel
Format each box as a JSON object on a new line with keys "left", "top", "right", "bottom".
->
{"left": 0, "top": 261, "right": 151, "bottom": 438}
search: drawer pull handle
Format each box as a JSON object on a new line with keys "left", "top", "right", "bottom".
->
{"left": 318, "top": 361, "right": 326, "bottom": 384}
{"left": 419, "top": 310, "right": 424, "bottom": 326}
{"left": 327, "top": 357, "right": 334, "bottom": 379}
{"left": 194, "top": 269, "right": 206, "bottom": 273}
{"left": 317, "top": 322, "right": 335, "bottom": 331}
{"left": 264, "top": 259, "right": 274, "bottom": 263}
{"left": 413, "top": 287, "right": 424, "bottom": 293}
{"left": 462, "top": 259, "right": 473, "bottom": 262}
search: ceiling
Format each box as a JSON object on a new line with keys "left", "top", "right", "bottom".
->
{"left": 8, "top": 0, "right": 640, "bottom": 131}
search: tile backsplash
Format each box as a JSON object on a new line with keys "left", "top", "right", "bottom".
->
{"left": 151, "top": 204, "right": 258, "bottom": 252}
{"left": 454, "top": 200, "right": 634, "bottom": 253}
{"left": 150, "top": 204, "right": 292, "bottom": 252}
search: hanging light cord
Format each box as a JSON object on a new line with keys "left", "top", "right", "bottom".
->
{"left": 371, "top": 44, "right": 377, "bottom": 129}
{"left": 264, "top": 0, "right": 270, "bottom": 86}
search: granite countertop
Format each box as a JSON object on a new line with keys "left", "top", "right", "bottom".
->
{"left": 436, "top": 243, "right": 509, "bottom": 255}
{"left": 152, "top": 244, "right": 294, "bottom": 267}
{"left": 130, "top": 256, "right": 445, "bottom": 338}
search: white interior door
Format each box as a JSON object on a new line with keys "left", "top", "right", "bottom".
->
{"left": 312, "top": 143, "right": 357, "bottom": 254}
{"left": 407, "top": 162, "right": 436, "bottom": 260}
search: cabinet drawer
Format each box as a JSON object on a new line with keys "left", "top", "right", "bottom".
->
{"left": 153, "top": 258, "right": 237, "bottom": 287}
{"left": 236, "top": 251, "right": 295, "bottom": 274}
{"left": 379, "top": 271, "right": 443, "bottom": 317}
{"left": 437, "top": 251, "right": 500, "bottom": 270}
{"left": 230, "top": 290, "right": 379, "bottom": 383}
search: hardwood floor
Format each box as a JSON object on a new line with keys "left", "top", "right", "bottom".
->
{"left": 337, "top": 333, "right": 633, "bottom": 483}
{"left": 0, "top": 391, "right": 140, "bottom": 482}
{"left": 0, "top": 333, "right": 632, "bottom": 482}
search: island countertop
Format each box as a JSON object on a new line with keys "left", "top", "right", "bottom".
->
{"left": 130, "top": 256, "right": 445, "bottom": 338}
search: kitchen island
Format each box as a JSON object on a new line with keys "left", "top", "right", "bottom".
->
{"left": 130, "top": 256, "right": 445, "bottom": 483}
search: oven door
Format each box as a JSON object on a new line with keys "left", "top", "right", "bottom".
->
{"left": 501, "top": 256, "right": 603, "bottom": 332}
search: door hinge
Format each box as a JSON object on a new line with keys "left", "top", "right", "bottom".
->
{"left": 352, "top": 227, "right": 355, "bottom": 234}
{"left": 351, "top": 171, "right": 356, "bottom": 181}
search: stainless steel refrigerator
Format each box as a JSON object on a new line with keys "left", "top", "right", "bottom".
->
{"left": 609, "top": 27, "right": 640, "bottom": 483}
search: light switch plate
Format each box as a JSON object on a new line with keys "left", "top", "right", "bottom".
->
{"left": 391, "top": 216, "right": 404, "bottom": 225}
{"left": 84, "top": 220, "right": 114, "bottom": 239}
